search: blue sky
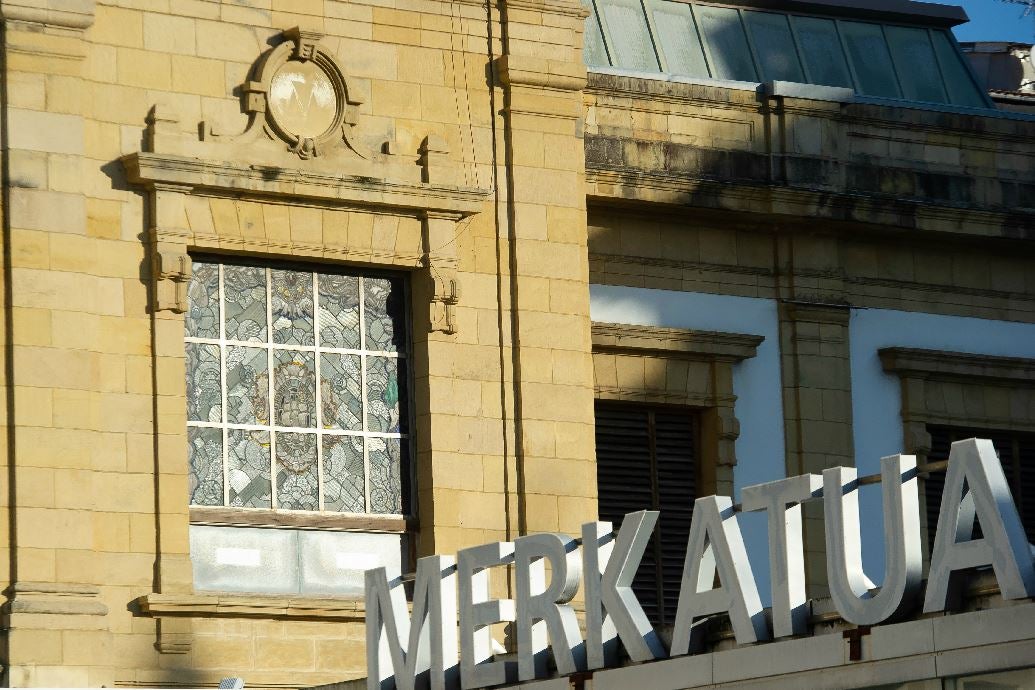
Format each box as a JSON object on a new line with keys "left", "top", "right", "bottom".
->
{"left": 949, "top": 0, "right": 1035, "bottom": 42}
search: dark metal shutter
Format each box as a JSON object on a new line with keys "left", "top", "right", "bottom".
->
{"left": 595, "top": 401, "right": 697, "bottom": 627}
{"left": 925, "top": 425, "right": 1035, "bottom": 548}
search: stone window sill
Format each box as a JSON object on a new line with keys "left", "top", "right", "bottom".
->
{"left": 136, "top": 591, "right": 365, "bottom": 622}
{"left": 189, "top": 506, "right": 414, "bottom": 533}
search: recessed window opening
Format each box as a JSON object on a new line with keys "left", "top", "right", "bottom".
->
{"left": 184, "top": 257, "right": 411, "bottom": 518}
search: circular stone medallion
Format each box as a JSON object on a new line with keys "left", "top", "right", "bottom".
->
{"left": 268, "top": 59, "right": 338, "bottom": 139}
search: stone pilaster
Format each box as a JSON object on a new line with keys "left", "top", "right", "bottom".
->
{"left": 0, "top": 1, "right": 116, "bottom": 684}
{"left": 497, "top": 0, "right": 597, "bottom": 546}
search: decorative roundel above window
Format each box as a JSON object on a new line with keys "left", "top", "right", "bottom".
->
{"left": 244, "top": 28, "right": 363, "bottom": 160}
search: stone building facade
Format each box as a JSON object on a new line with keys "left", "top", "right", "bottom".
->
{"left": 0, "top": 0, "right": 1031, "bottom": 687}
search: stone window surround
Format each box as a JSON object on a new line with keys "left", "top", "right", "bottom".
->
{"left": 120, "top": 33, "right": 488, "bottom": 646}
{"left": 591, "top": 322, "right": 763, "bottom": 496}
{"left": 879, "top": 346, "right": 1035, "bottom": 548}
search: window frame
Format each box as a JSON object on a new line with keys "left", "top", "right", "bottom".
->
{"left": 184, "top": 253, "right": 418, "bottom": 533}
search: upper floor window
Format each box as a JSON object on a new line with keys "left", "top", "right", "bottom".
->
{"left": 184, "top": 259, "right": 410, "bottom": 517}
{"left": 583, "top": 0, "right": 989, "bottom": 108}
{"left": 595, "top": 401, "right": 698, "bottom": 628}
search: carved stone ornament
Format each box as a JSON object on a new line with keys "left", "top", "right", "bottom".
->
{"left": 233, "top": 27, "right": 364, "bottom": 160}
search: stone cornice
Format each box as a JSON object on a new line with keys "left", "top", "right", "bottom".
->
{"left": 592, "top": 322, "right": 763, "bottom": 362}
{"left": 0, "top": 0, "right": 94, "bottom": 28}
{"left": 497, "top": 55, "right": 587, "bottom": 91}
{"left": 879, "top": 347, "right": 1035, "bottom": 384}
{"left": 123, "top": 152, "right": 489, "bottom": 218}
{"left": 136, "top": 592, "right": 366, "bottom": 622}
{"left": 585, "top": 167, "right": 1028, "bottom": 240}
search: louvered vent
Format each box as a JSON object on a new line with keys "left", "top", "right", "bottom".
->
{"left": 595, "top": 402, "right": 697, "bottom": 627}
{"left": 925, "top": 426, "right": 1035, "bottom": 549}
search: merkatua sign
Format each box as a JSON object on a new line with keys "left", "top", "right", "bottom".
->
{"left": 363, "top": 438, "right": 1035, "bottom": 690}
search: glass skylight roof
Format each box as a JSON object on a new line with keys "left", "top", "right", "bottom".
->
{"left": 583, "top": 0, "right": 991, "bottom": 109}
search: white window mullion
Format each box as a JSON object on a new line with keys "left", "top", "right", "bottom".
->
{"left": 313, "top": 271, "right": 325, "bottom": 512}
{"left": 266, "top": 267, "right": 278, "bottom": 509}
{"left": 218, "top": 264, "right": 230, "bottom": 508}
{"left": 359, "top": 277, "right": 371, "bottom": 514}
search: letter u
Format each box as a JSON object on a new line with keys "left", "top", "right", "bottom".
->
{"left": 823, "top": 454, "right": 922, "bottom": 626}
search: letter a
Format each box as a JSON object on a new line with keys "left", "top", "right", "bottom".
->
{"left": 670, "top": 496, "right": 768, "bottom": 656}
{"left": 923, "top": 438, "right": 1035, "bottom": 612}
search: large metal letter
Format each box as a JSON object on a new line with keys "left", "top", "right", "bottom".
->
{"left": 824, "top": 454, "right": 922, "bottom": 626}
{"left": 458, "top": 542, "right": 516, "bottom": 689}
{"left": 582, "top": 511, "right": 666, "bottom": 669}
{"left": 671, "top": 496, "right": 768, "bottom": 655}
{"left": 514, "top": 533, "right": 584, "bottom": 681}
{"left": 365, "top": 556, "right": 459, "bottom": 690}
{"left": 923, "top": 438, "right": 1035, "bottom": 612}
{"left": 741, "top": 474, "right": 822, "bottom": 638}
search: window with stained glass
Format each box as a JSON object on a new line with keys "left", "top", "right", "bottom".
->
{"left": 184, "top": 260, "right": 409, "bottom": 516}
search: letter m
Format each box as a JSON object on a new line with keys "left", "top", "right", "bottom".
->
{"left": 366, "top": 555, "right": 459, "bottom": 690}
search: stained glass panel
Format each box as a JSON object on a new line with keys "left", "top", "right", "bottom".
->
{"left": 364, "top": 277, "right": 405, "bottom": 352}
{"left": 320, "top": 353, "right": 363, "bottom": 431}
{"left": 275, "top": 432, "right": 319, "bottom": 510}
{"left": 369, "top": 436, "right": 403, "bottom": 514}
{"left": 188, "top": 427, "right": 223, "bottom": 506}
{"left": 224, "top": 265, "right": 268, "bottom": 342}
{"left": 318, "top": 273, "right": 361, "bottom": 350}
{"left": 275, "top": 350, "right": 317, "bottom": 428}
{"left": 226, "top": 346, "right": 269, "bottom": 425}
{"left": 186, "top": 260, "right": 409, "bottom": 517}
{"left": 186, "top": 343, "right": 221, "bottom": 423}
{"left": 271, "top": 269, "right": 315, "bottom": 346}
{"left": 186, "top": 262, "right": 220, "bottom": 338}
{"left": 227, "top": 429, "right": 272, "bottom": 508}
{"left": 366, "top": 356, "right": 404, "bottom": 433}
{"left": 323, "top": 435, "right": 365, "bottom": 512}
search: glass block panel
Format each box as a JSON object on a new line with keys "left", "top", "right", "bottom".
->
{"left": 271, "top": 269, "right": 315, "bottom": 346}
{"left": 840, "top": 21, "right": 900, "bottom": 98}
{"left": 583, "top": 0, "right": 611, "bottom": 68}
{"left": 188, "top": 427, "right": 223, "bottom": 506}
{"left": 647, "top": 0, "right": 709, "bottom": 78}
{"left": 185, "top": 261, "right": 220, "bottom": 338}
{"left": 224, "top": 265, "right": 268, "bottom": 342}
{"left": 931, "top": 30, "right": 987, "bottom": 108}
{"left": 275, "top": 432, "right": 319, "bottom": 510}
{"left": 368, "top": 436, "right": 403, "bottom": 514}
{"left": 366, "top": 356, "right": 404, "bottom": 433}
{"left": 696, "top": 5, "right": 757, "bottom": 82}
{"left": 227, "top": 429, "right": 272, "bottom": 508}
{"left": 364, "top": 277, "right": 406, "bottom": 353}
{"left": 185, "top": 343, "right": 222, "bottom": 423}
{"left": 225, "top": 346, "right": 269, "bottom": 425}
{"left": 792, "top": 16, "right": 853, "bottom": 88}
{"left": 885, "top": 26, "right": 947, "bottom": 104}
{"left": 597, "top": 0, "right": 661, "bottom": 73}
{"left": 318, "top": 273, "right": 361, "bottom": 350}
{"left": 274, "top": 350, "right": 317, "bottom": 428}
{"left": 744, "top": 11, "right": 804, "bottom": 82}
{"left": 322, "top": 434, "right": 366, "bottom": 513}
{"left": 298, "top": 530, "right": 403, "bottom": 596}
{"left": 320, "top": 353, "right": 363, "bottom": 431}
